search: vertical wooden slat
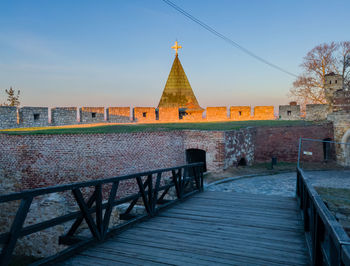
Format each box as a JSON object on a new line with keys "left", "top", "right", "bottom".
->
{"left": 102, "top": 181, "right": 119, "bottom": 235}
{"left": 0, "top": 197, "right": 33, "bottom": 266}
{"left": 147, "top": 174, "right": 154, "bottom": 216}
{"left": 95, "top": 184, "right": 103, "bottom": 236}
{"left": 154, "top": 172, "right": 162, "bottom": 207}
{"left": 136, "top": 176, "right": 151, "bottom": 215}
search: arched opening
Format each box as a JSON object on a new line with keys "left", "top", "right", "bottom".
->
{"left": 186, "top": 149, "right": 207, "bottom": 172}
{"left": 238, "top": 157, "right": 247, "bottom": 166}
{"left": 323, "top": 138, "right": 332, "bottom": 161}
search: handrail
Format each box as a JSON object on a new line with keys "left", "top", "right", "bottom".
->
{"left": 296, "top": 167, "right": 350, "bottom": 265}
{"left": 0, "top": 163, "right": 204, "bottom": 266}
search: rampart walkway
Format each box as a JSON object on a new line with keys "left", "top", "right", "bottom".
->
{"left": 62, "top": 191, "right": 309, "bottom": 265}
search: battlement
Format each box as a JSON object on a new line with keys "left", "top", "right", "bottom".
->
{"left": 0, "top": 104, "right": 340, "bottom": 130}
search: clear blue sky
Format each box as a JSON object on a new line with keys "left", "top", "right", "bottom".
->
{"left": 0, "top": 0, "right": 349, "bottom": 108}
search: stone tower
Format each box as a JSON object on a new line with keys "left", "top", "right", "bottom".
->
{"left": 324, "top": 72, "right": 343, "bottom": 105}
{"left": 158, "top": 42, "right": 202, "bottom": 111}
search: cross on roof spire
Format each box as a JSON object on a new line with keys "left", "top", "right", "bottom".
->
{"left": 171, "top": 41, "right": 182, "bottom": 56}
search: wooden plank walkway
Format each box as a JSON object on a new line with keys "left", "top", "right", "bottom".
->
{"left": 62, "top": 191, "right": 310, "bottom": 265}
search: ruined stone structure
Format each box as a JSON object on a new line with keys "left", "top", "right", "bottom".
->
{"left": 327, "top": 87, "right": 350, "bottom": 166}
{"left": 324, "top": 72, "right": 343, "bottom": 105}
{"left": 51, "top": 107, "right": 78, "bottom": 126}
{"left": 279, "top": 102, "right": 301, "bottom": 120}
{"left": 306, "top": 104, "right": 330, "bottom": 121}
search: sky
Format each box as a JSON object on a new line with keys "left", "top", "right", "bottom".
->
{"left": 0, "top": 0, "right": 349, "bottom": 109}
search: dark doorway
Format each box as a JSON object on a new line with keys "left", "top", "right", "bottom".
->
{"left": 323, "top": 138, "right": 332, "bottom": 161}
{"left": 186, "top": 149, "right": 207, "bottom": 172}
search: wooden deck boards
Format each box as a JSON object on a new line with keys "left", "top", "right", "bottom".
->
{"left": 61, "top": 191, "right": 310, "bottom": 265}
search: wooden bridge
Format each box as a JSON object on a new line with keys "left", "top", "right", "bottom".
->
{"left": 1, "top": 164, "right": 350, "bottom": 265}
{"left": 62, "top": 191, "right": 309, "bottom": 265}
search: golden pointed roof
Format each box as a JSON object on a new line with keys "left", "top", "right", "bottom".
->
{"left": 158, "top": 53, "right": 202, "bottom": 110}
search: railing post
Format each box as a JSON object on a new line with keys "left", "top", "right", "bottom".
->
{"left": 147, "top": 174, "right": 154, "bottom": 216}
{"left": 0, "top": 197, "right": 33, "bottom": 266}
{"left": 95, "top": 184, "right": 103, "bottom": 238}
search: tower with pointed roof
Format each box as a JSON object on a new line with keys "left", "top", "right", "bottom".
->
{"left": 158, "top": 41, "right": 202, "bottom": 111}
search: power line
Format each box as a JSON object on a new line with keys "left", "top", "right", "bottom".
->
{"left": 162, "top": 0, "right": 298, "bottom": 78}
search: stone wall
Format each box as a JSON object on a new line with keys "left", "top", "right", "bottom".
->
{"left": 133, "top": 107, "right": 156, "bottom": 122}
{"left": 206, "top": 107, "right": 228, "bottom": 121}
{"left": 51, "top": 107, "right": 78, "bottom": 126}
{"left": 230, "top": 106, "right": 251, "bottom": 120}
{"left": 181, "top": 110, "right": 203, "bottom": 121}
{"left": 279, "top": 105, "right": 301, "bottom": 120}
{"left": 254, "top": 123, "right": 334, "bottom": 163}
{"left": 224, "top": 128, "right": 255, "bottom": 168}
{"left": 158, "top": 107, "right": 179, "bottom": 122}
{"left": 333, "top": 90, "right": 350, "bottom": 113}
{"left": 19, "top": 107, "right": 49, "bottom": 127}
{"left": 0, "top": 104, "right": 338, "bottom": 129}
{"left": 0, "top": 106, "right": 17, "bottom": 129}
{"left": 254, "top": 106, "right": 275, "bottom": 120}
{"left": 328, "top": 113, "right": 350, "bottom": 165}
{"left": 106, "top": 107, "right": 130, "bottom": 123}
{"left": 80, "top": 107, "right": 105, "bottom": 123}
{"left": 306, "top": 104, "right": 330, "bottom": 121}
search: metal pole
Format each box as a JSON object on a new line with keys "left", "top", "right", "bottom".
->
{"left": 297, "top": 137, "right": 302, "bottom": 169}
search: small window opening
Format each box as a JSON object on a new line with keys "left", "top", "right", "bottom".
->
{"left": 142, "top": 112, "right": 147, "bottom": 118}
{"left": 329, "top": 80, "right": 332, "bottom": 84}
{"left": 91, "top": 112, "right": 97, "bottom": 118}
{"left": 33, "top": 113, "right": 40, "bottom": 121}
{"left": 287, "top": 110, "right": 291, "bottom": 116}
{"left": 335, "top": 80, "right": 338, "bottom": 84}
{"left": 238, "top": 158, "right": 247, "bottom": 166}
{"left": 238, "top": 111, "right": 242, "bottom": 116}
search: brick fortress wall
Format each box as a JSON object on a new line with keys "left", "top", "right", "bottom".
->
{"left": 0, "top": 124, "right": 333, "bottom": 194}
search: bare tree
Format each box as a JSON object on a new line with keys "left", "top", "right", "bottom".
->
{"left": 290, "top": 42, "right": 339, "bottom": 109}
{"left": 339, "top": 41, "right": 350, "bottom": 89}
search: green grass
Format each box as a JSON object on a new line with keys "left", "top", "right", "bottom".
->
{"left": 1, "top": 120, "right": 316, "bottom": 135}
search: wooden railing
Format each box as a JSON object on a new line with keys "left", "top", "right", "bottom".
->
{"left": 0, "top": 163, "right": 204, "bottom": 266}
{"left": 296, "top": 167, "right": 350, "bottom": 265}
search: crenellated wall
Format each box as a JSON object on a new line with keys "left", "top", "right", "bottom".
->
{"left": 107, "top": 107, "right": 130, "bottom": 123}
{"left": 80, "top": 107, "right": 105, "bottom": 123}
{"left": 0, "top": 106, "right": 17, "bottom": 128}
{"left": 206, "top": 107, "right": 228, "bottom": 121}
{"left": 19, "top": 107, "right": 49, "bottom": 127}
{"left": 0, "top": 104, "right": 337, "bottom": 130}
{"left": 158, "top": 107, "right": 179, "bottom": 122}
{"left": 133, "top": 107, "right": 156, "bottom": 122}
{"left": 254, "top": 106, "right": 275, "bottom": 120}
{"left": 279, "top": 105, "right": 301, "bottom": 120}
{"left": 51, "top": 107, "right": 78, "bottom": 126}
{"left": 306, "top": 104, "right": 331, "bottom": 121}
{"left": 230, "top": 106, "right": 251, "bottom": 121}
